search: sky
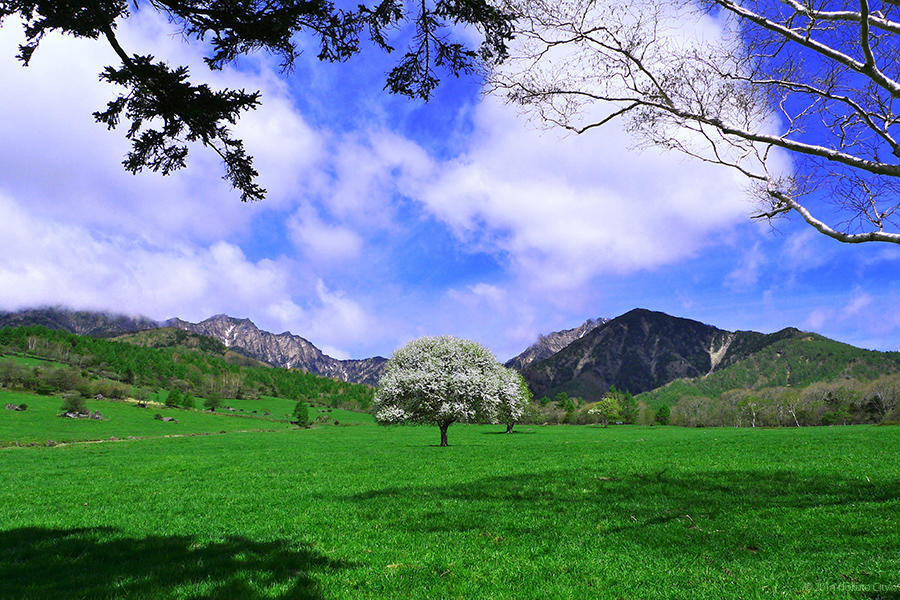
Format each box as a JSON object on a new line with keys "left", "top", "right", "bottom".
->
{"left": 0, "top": 6, "right": 898, "bottom": 361}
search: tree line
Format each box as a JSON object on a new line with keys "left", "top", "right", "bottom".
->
{"left": 0, "top": 326, "right": 374, "bottom": 411}
{"left": 667, "top": 377, "right": 900, "bottom": 428}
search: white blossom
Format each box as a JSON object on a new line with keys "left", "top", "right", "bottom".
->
{"left": 373, "top": 335, "right": 529, "bottom": 445}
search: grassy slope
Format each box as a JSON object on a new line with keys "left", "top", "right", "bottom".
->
{"left": 219, "top": 396, "right": 374, "bottom": 424}
{"left": 0, "top": 423, "right": 897, "bottom": 599}
{"left": 0, "top": 353, "right": 67, "bottom": 368}
{"left": 639, "top": 333, "right": 900, "bottom": 408}
{"left": 113, "top": 328, "right": 269, "bottom": 368}
{"left": 0, "top": 391, "right": 293, "bottom": 446}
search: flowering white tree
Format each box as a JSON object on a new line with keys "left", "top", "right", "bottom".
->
{"left": 374, "top": 336, "right": 513, "bottom": 446}
{"left": 496, "top": 367, "right": 532, "bottom": 433}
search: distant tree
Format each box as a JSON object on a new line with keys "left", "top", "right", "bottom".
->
{"left": 60, "top": 394, "right": 87, "bottom": 415}
{"left": 203, "top": 395, "right": 222, "bottom": 412}
{"left": 181, "top": 394, "right": 196, "bottom": 409}
{"left": 619, "top": 390, "right": 639, "bottom": 424}
{"left": 373, "top": 336, "right": 508, "bottom": 446}
{"left": 292, "top": 400, "right": 311, "bottom": 427}
{"left": 865, "top": 376, "right": 900, "bottom": 422}
{"left": 0, "top": 0, "right": 514, "bottom": 202}
{"left": 655, "top": 404, "right": 670, "bottom": 426}
{"left": 165, "top": 389, "right": 181, "bottom": 408}
{"left": 589, "top": 396, "right": 621, "bottom": 428}
{"left": 496, "top": 368, "right": 531, "bottom": 433}
{"left": 739, "top": 396, "right": 764, "bottom": 428}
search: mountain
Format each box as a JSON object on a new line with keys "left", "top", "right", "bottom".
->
{"left": 520, "top": 308, "right": 900, "bottom": 401}
{"left": 521, "top": 309, "right": 773, "bottom": 399}
{"left": 165, "top": 315, "right": 387, "bottom": 386}
{"left": 638, "top": 329, "right": 900, "bottom": 408}
{"left": 0, "top": 307, "right": 158, "bottom": 337}
{"left": 0, "top": 308, "right": 386, "bottom": 386}
{"left": 111, "top": 327, "right": 271, "bottom": 368}
{"left": 505, "top": 318, "right": 607, "bottom": 371}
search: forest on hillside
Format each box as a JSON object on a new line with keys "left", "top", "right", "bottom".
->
{"left": 0, "top": 326, "right": 374, "bottom": 411}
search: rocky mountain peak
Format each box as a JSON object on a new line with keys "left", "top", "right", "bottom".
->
{"left": 165, "top": 315, "right": 386, "bottom": 385}
{"left": 505, "top": 317, "right": 608, "bottom": 371}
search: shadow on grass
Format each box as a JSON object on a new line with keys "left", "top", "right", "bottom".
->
{"left": 0, "top": 527, "right": 351, "bottom": 599}
{"left": 347, "top": 467, "right": 899, "bottom": 553}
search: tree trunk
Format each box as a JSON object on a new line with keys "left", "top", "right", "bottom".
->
{"left": 790, "top": 409, "right": 800, "bottom": 427}
{"left": 506, "top": 423, "right": 514, "bottom": 434}
{"left": 439, "top": 422, "right": 449, "bottom": 447}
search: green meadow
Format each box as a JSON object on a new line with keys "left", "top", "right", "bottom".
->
{"left": 0, "top": 392, "right": 293, "bottom": 447}
{"left": 1, "top": 391, "right": 898, "bottom": 599}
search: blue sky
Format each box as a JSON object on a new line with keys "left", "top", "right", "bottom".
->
{"left": 0, "top": 7, "right": 898, "bottom": 360}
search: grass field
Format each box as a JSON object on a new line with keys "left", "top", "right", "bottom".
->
{"left": 220, "top": 396, "right": 374, "bottom": 425}
{"left": 0, "top": 352, "right": 67, "bottom": 368}
{"left": 0, "top": 391, "right": 293, "bottom": 447}
{"left": 1, "top": 398, "right": 897, "bottom": 599}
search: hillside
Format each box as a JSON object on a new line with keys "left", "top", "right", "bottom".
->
{"left": 520, "top": 308, "right": 900, "bottom": 404}
{"left": 0, "top": 307, "right": 158, "bottom": 337}
{"left": 112, "top": 327, "right": 268, "bottom": 368}
{"left": 0, "top": 325, "right": 374, "bottom": 411}
{"left": 638, "top": 331, "right": 900, "bottom": 408}
{"left": 505, "top": 318, "right": 607, "bottom": 371}
{"left": 0, "top": 308, "right": 387, "bottom": 386}
{"left": 522, "top": 309, "right": 735, "bottom": 399}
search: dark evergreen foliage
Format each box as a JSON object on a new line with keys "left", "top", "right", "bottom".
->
{"left": 0, "top": 0, "right": 514, "bottom": 201}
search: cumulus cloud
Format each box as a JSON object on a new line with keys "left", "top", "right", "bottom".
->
{"left": 0, "top": 11, "right": 324, "bottom": 243}
{"left": 0, "top": 193, "right": 300, "bottom": 322}
{"left": 288, "top": 205, "right": 364, "bottom": 263}
{"left": 300, "top": 281, "right": 381, "bottom": 355}
{"left": 415, "top": 96, "right": 754, "bottom": 291}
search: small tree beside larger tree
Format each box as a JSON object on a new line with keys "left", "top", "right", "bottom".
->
{"left": 497, "top": 367, "right": 531, "bottom": 433}
{"left": 374, "top": 336, "right": 530, "bottom": 446}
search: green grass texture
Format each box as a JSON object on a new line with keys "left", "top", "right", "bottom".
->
{"left": 0, "top": 391, "right": 293, "bottom": 446}
{"left": 0, "top": 352, "right": 67, "bottom": 368}
{"left": 1, "top": 414, "right": 897, "bottom": 599}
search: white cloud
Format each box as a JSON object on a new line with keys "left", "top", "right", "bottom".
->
{"left": 726, "top": 243, "right": 765, "bottom": 289}
{"left": 803, "top": 308, "right": 832, "bottom": 331}
{"left": 300, "top": 280, "right": 379, "bottom": 354}
{"left": 842, "top": 292, "right": 873, "bottom": 317}
{"left": 288, "top": 205, "right": 364, "bottom": 263}
{"left": 314, "top": 129, "right": 434, "bottom": 229}
{"left": 0, "top": 193, "right": 301, "bottom": 322}
{"left": 414, "top": 96, "right": 754, "bottom": 291}
{"left": 0, "top": 12, "right": 324, "bottom": 243}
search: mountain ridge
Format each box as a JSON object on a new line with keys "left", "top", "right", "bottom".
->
{"left": 0, "top": 307, "right": 386, "bottom": 386}
{"left": 519, "top": 308, "right": 900, "bottom": 401}
{"left": 505, "top": 317, "right": 608, "bottom": 371}
{"left": 0, "top": 307, "right": 158, "bottom": 337}
{"left": 163, "top": 315, "right": 387, "bottom": 386}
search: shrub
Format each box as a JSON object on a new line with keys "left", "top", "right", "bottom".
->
{"left": 293, "top": 401, "right": 310, "bottom": 427}
{"left": 656, "top": 404, "right": 671, "bottom": 425}
{"left": 60, "top": 395, "right": 87, "bottom": 414}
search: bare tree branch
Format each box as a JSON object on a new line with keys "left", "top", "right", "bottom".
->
{"left": 492, "top": 0, "right": 900, "bottom": 244}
